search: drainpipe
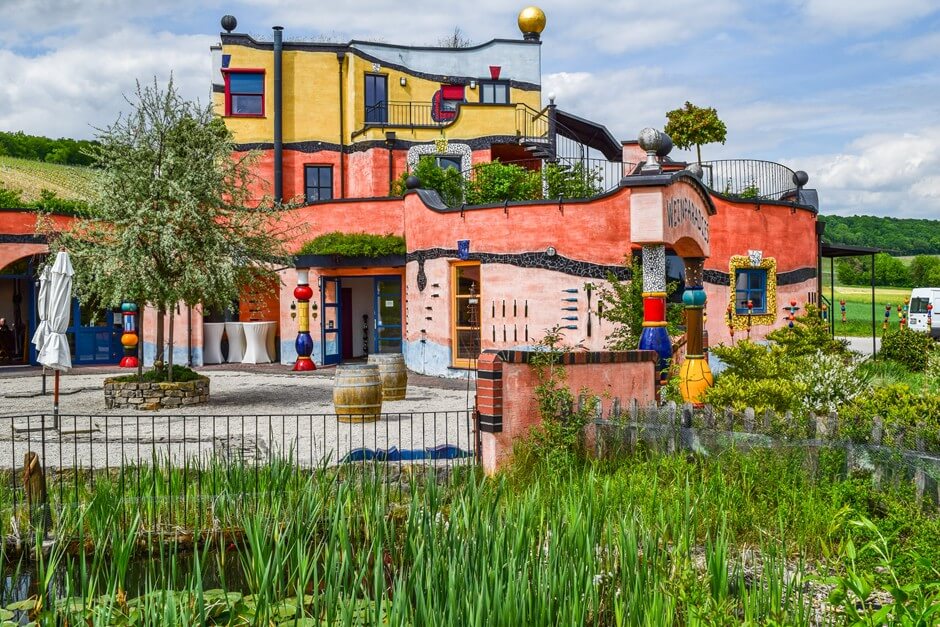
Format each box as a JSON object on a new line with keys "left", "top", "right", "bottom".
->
{"left": 273, "top": 26, "right": 284, "bottom": 204}
{"left": 337, "top": 52, "right": 346, "bottom": 198}
{"left": 547, "top": 95, "right": 557, "bottom": 163}
{"left": 386, "top": 131, "right": 396, "bottom": 194}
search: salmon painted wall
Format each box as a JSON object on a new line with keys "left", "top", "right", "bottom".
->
{"left": 276, "top": 197, "right": 405, "bottom": 252}
{"left": 140, "top": 305, "right": 205, "bottom": 367}
{"left": 480, "top": 356, "right": 657, "bottom": 473}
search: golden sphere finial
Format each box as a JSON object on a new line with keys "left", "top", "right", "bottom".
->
{"left": 517, "top": 6, "right": 546, "bottom": 39}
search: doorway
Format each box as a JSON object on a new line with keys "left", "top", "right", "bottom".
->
{"left": 320, "top": 275, "right": 403, "bottom": 364}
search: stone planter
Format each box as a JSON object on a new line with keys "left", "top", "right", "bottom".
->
{"left": 104, "top": 377, "right": 210, "bottom": 410}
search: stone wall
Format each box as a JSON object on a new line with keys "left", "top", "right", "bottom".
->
{"left": 104, "top": 378, "right": 210, "bottom": 410}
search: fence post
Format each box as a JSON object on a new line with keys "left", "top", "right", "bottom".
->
{"left": 703, "top": 404, "right": 715, "bottom": 430}
{"left": 763, "top": 409, "right": 773, "bottom": 433}
{"left": 723, "top": 407, "right": 734, "bottom": 432}
{"left": 681, "top": 403, "right": 693, "bottom": 428}
{"left": 743, "top": 407, "right": 755, "bottom": 433}
{"left": 871, "top": 415, "right": 884, "bottom": 491}
{"left": 666, "top": 401, "right": 677, "bottom": 454}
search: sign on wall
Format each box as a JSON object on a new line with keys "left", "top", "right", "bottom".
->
{"left": 457, "top": 240, "right": 470, "bottom": 260}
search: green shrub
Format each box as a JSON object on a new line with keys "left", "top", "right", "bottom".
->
{"left": 110, "top": 365, "right": 203, "bottom": 383}
{"left": 703, "top": 372, "right": 804, "bottom": 414}
{"left": 544, "top": 161, "right": 603, "bottom": 199}
{"left": 391, "top": 157, "right": 465, "bottom": 207}
{"left": 766, "top": 305, "right": 849, "bottom": 358}
{"left": 842, "top": 384, "right": 940, "bottom": 449}
{"left": 879, "top": 327, "right": 934, "bottom": 372}
{"left": 793, "top": 350, "right": 870, "bottom": 415}
{"left": 464, "top": 160, "right": 541, "bottom": 205}
{"left": 298, "top": 232, "right": 405, "bottom": 257}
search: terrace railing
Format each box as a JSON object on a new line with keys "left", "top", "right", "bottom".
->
{"left": 699, "top": 159, "right": 799, "bottom": 202}
{"left": 2, "top": 410, "right": 477, "bottom": 535}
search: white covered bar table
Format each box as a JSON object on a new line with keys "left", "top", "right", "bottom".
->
{"left": 261, "top": 321, "right": 277, "bottom": 362}
{"left": 225, "top": 322, "right": 246, "bottom": 363}
{"left": 203, "top": 323, "right": 225, "bottom": 365}
{"left": 241, "top": 321, "right": 272, "bottom": 364}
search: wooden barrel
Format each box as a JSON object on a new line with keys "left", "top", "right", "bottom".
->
{"left": 367, "top": 353, "right": 408, "bottom": 401}
{"left": 333, "top": 364, "right": 383, "bottom": 422}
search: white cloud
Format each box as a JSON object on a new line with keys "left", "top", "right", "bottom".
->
{"left": 793, "top": 0, "right": 938, "bottom": 33}
{"left": 0, "top": 28, "right": 212, "bottom": 138}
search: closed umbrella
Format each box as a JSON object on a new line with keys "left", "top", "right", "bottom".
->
{"left": 35, "top": 251, "right": 73, "bottom": 425}
{"left": 31, "top": 264, "right": 51, "bottom": 395}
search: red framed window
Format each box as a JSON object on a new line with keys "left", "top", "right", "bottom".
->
{"left": 431, "top": 85, "right": 464, "bottom": 122}
{"left": 223, "top": 69, "right": 265, "bottom": 117}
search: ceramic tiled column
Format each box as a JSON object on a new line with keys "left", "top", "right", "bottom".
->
{"left": 638, "top": 244, "right": 671, "bottom": 384}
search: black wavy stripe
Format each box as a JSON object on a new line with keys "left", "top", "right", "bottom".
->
{"left": 407, "top": 248, "right": 632, "bottom": 280}
{"left": 704, "top": 267, "right": 816, "bottom": 286}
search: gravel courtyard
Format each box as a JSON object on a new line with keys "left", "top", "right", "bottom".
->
{"left": 0, "top": 366, "right": 477, "bottom": 470}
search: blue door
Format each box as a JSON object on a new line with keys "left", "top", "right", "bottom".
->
{"left": 69, "top": 300, "right": 121, "bottom": 365}
{"left": 321, "top": 277, "right": 342, "bottom": 365}
{"left": 374, "top": 276, "right": 402, "bottom": 353}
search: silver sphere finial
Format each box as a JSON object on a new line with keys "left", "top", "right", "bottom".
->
{"left": 638, "top": 128, "right": 663, "bottom": 173}
{"left": 792, "top": 170, "right": 809, "bottom": 187}
{"left": 656, "top": 132, "right": 673, "bottom": 158}
{"left": 221, "top": 15, "right": 237, "bottom": 32}
{"left": 686, "top": 163, "right": 704, "bottom": 180}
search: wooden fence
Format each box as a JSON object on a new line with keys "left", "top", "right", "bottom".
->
{"left": 593, "top": 400, "right": 940, "bottom": 510}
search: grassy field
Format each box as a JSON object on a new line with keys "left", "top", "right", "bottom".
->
{"left": 827, "top": 286, "right": 913, "bottom": 337}
{"left": 0, "top": 155, "right": 95, "bottom": 202}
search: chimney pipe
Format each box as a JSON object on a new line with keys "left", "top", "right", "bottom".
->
{"left": 273, "top": 26, "right": 283, "bottom": 204}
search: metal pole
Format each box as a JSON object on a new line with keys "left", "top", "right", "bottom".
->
{"left": 871, "top": 253, "right": 876, "bottom": 356}
{"left": 53, "top": 369, "right": 60, "bottom": 430}
{"left": 830, "top": 257, "right": 835, "bottom": 337}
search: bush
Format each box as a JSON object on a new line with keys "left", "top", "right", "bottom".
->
{"left": 298, "top": 232, "right": 405, "bottom": 257}
{"left": 842, "top": 384, "right": 940, "bottom": 449}
{"left": 794, "top": 350, "right": 869, "bottom": 415}
{"left": 703, "top": 372, "right": 804, "bottom": 414}
{"left": 391, "top": 157, "right": 465, "bottom": 207}
{"left": 110, "top": 365, "right": 203, "bottom": 383}
{"left": 544, "top": 162, "right": 603, "bottom": 199}
{"left": 464, "top": 161, "right": 541, "bottom": 205}
{"left": 766, "top": 305, "right": 849, "bottom": 358}
{"left": 879, "top": 327, "right": 934, "bottom": 372}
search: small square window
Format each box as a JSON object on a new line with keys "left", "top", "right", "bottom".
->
{"left": 304, "top": 166, "right": 333, "bottom": 203}
{"left": 225, "top": 70, "right": 264, "bottom": 117}
{"left": 436, "top": 156, "right": 462, "bottom": 171}
{"left": 734, "top": 268, "right": 767, "bottom": 314}
{"left": 480, "top": 81, "right": 509, "bottom": 104}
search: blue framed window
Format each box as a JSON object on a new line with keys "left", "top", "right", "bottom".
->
{"left": 734, "top": 269, "right": 767, "bottom": 314}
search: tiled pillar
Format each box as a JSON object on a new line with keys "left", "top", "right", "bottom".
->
{"left": 476, "top": 352, "right": 503, "bottom": 433}
{"left": 678, "top": 257, "right": 713, "bottom": 403}
{"left": 637, "top": 244, "right": 671, "bottom": 384}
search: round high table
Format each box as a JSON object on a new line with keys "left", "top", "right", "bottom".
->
{"left": 261, "top": 321, "right": 277, "bottom": 363}
{"left": 203, "top": 323, "right": 225, "bottom": 365}
{"left": 224, "top": 322, "right": 246, "bottom": 363}
{"left": 242, "top": 321, "right": 272, "bottom": 364}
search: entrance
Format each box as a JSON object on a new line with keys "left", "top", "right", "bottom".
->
{"left": 0, "top": 257, "right": 34, "bottom": 366}
{"left": 69, "top": 300, "right": 121, "bottom": 365}
{"left": 320, "top": 275, "right": 403, "bottom": 365}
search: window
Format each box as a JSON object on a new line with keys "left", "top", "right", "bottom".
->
{"left": 304, "top": 166, "right": 333, "bottom": 203}
{"left": 734, "top": 269, "right": 767, "bottom": 314}
{"left": 479, "top": 81, "right": 509, "bottom": 104}
{"left": 365, "top": 74, "right": 387, "bottom": 124}
{"left": 910, "top": 297, "right": 929, "bottom": 314}
{"left": 435, "top": 155, "right": 462, "bottom": 171}
{"left": 452, "top": 262, "right": 481, "bottom": 367}
{"left": 432, "top": 85, "right": 464, "bottom": 122}
{"left": 224, "top": 70, "right": 264, "bottom": 116}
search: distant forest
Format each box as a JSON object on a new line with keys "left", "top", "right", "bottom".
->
{"left": 0, "top": 131, "right": 97, "bottom": 166}
{"left": 820, "top": 215, "right": 940, "bottom": 256}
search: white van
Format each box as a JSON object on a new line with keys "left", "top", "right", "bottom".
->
{"left": 908, "top": 287, "right": 940, "bottom": 338}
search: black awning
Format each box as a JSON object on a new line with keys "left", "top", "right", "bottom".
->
{"left": 554, "top": 109, "right": 622, "bottom": 161}
{"left": 821, "top": 244, "right": 881, "bottom": 258}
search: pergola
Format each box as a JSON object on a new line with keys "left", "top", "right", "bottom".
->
{"left": 820, "top": 243, "right": 881, "bottom": 356}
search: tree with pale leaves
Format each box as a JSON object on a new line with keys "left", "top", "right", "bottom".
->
{"left": 40, "top": 78, "right": 297, "bottom": 381}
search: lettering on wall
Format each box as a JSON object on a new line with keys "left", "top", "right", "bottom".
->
{"left": 666, "top": 196, "right": 709, "bottom": 244}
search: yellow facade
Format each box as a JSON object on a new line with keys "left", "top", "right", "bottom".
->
{"left": 217, "top": 45, "right": 542, "bottom": 146}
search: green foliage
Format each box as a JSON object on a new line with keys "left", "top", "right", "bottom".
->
{"left": 0, "top": 183, "right": 23, "bottom": 208}
{"left": 110, "top": 365, "right": 203, "bottom": 383}
{"left": 794, "top": 350, "right": 870, "bottom": 415}
{"left": 880, "top": 327, "right": 935, "bottom": 372}
{"left": 909, "top": 254, "right": 940, "bottom": 285}
{"left": 837, "top": 253, "right": 912, "bottom": 287}
{"left": 0, "top": 130, "right": 97, "bottom": 166}
{"left": 705, "top": 341, "right": 804, "bottom": 414}
{"left": 821, "top": 214, "right": 940, "bottom": 256}
{"left": 391, "top": 157, "right": 465, "bottom": 207}
{"left": 767, "top": 304, "right": 850, "bottom": 358}
{"left": 298, "top": 232, "right": 405, "bottom": 257}
{"left": 590, "top": 255, "right": 683, "bottom": 351}
{"left": 465, "top": 160, "right": 541, "bottom": 205}
{"left": 842, "top": 384, "right": 940, "bottom": 451}
{"left": 0, "top": 183, "right": 94, "bottom": 215}
{"left": 664, "top": 101, "right": 728, "bottom": 162}
{"left": 515, "top": 326, "right": 598, "bottom": 474}
{"left": 543, "top": 161, "right": 603, "bottom": 199}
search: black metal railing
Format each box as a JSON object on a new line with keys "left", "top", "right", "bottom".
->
{"left": 459, "top": 157, "right": 631, "bottom": 199}
{"left": 2, "top": 410, "right": 476, "bottom": 533}
{"left": 699, "top": 159, "right": 798, "bottom": 201}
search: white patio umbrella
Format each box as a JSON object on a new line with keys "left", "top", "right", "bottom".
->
{"left": 33, "top": 251, "right": 73, "bottom": 424}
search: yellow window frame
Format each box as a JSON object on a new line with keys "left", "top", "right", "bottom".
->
{"left": 451, "top": 261, "right": 482, "bottom": 368}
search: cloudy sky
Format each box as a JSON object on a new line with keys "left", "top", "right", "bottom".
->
{"left": 1, "top": 0, "right": 938, "bottom": 218}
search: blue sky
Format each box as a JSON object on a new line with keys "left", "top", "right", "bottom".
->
{"left": 1, "top": 0, "right": 938, "bottom": 218}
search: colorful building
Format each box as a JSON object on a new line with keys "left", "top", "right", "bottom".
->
{"left": 0, "top": 7, "right": 823, "bottom": 378}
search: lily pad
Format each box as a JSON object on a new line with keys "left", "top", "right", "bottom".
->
{"left": 5, "top": 599, "right": 35, "bottom": 612}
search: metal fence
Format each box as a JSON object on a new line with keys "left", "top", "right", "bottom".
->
{"left": 2, "top": 411, "right": 476, "bottom": 533}
{"left": 699, "top": 159, "right": 798, "bottom": 201}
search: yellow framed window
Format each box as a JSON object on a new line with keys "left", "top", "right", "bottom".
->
{"left": 451, "top": 261, "right": 481, "bottom": 368}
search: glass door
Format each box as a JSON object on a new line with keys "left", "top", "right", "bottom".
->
{"left": 374, "top": 277, "right": 402, "bottom": 353}
{"left": 451, "top": 262, "right": 481, "bottom": 368}
{"left": 321, "top": 277, "right": 341, "bottom": 365}
{"left": 365, "top": 74, "right": 387, "bottom": 124}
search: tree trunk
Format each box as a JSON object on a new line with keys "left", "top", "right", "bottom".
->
{"left": 696, "top": 143, "right": 702, "bottom": 164}
{"left": 168, "top": 309, "right": 175, "bottom": 383}
{"left": 137, "top": 304, "right": 144, "bottom": 382}
{"left": 155, "top": 308, "right": 165, "bottom": 365}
